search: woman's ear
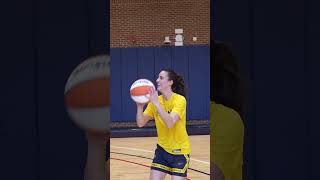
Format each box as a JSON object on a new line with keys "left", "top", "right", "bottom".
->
{"left": 169, "top": 80, "right": 173, "bottom": 86}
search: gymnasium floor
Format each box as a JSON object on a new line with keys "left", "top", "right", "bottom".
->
{"left": 110, "top": 135, "right": 210, "bottom": 180}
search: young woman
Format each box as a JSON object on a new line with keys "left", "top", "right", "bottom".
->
{"left": 136, "top": 69, "right": 190, "bottom": 180}
{"left": 211, "top": 40, "right": 245, "bottom": 180}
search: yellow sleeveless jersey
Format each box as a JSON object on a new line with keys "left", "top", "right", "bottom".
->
{"left": 211, "top": 101, "right": 244, "bottom": 180}
{"left": 144, "top": 93, "right": 190, "bottom": 155}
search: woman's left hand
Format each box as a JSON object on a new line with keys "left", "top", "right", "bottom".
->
{"left": 147, "top": 87, "right": 159, "bottom": 106}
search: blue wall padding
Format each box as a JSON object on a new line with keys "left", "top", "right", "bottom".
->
{"left": 110, "top": 45, "right": 210, "bottom": 122}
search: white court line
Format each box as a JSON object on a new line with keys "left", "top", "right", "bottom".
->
{"left": 111, "top": 145, "right": 210, "bottom": 165}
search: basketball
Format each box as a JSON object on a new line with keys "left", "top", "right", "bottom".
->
{"left": 130, "top": 79, "right": 155, "bottom": 104}
{"left": 64, "top": 54, "right": 110, "bottom": 134}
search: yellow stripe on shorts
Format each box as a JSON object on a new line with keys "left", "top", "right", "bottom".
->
{"left": 152, "top": 155, "right": 190, "bottom": 174}
{"left": 172, "top": 154, "right": 190, "bottom": 173}
{"left": 152, "top": 163, "right": 171, "bottom": 172}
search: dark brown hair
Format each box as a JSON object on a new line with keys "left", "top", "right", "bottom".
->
{"left": 211, "top": 39, "right": 245, "bottom": 117}
{"left": 162, "top": 69, "right": 186, "bottom": 97}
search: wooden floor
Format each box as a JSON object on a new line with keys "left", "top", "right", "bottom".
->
{"left": 110, "top": 135, "right": 210, "bottom": 180}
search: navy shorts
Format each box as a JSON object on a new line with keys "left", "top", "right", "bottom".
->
{"left": 151, "top": 144, "right": 190, "bottom": 177}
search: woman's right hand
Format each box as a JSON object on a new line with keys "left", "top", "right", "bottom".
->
{"left": 211, "top": 162, "right": 225, "bottom": 180}
{"left": 136, "top": 102, "right": 151, "bottom": 128}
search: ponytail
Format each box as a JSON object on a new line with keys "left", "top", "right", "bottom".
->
{"left": 211, "top": 40, "right": 245, "bottom": 118}
{"left": 162, "top": 69, "right": 186, "bottom": 97}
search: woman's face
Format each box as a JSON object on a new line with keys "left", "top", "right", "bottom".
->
{"left": 156, "top": 71, "right": 173, "bottom": 92}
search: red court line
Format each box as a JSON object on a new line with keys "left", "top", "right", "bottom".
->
{"left": 111, "top": 157, "right": 150, "bottom": 168}
{"left": 111, "top": 158, "right": 191, "bottom": 180}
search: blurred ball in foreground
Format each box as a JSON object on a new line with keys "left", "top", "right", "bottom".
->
{"left": 64, "top": 54, "right": 110, "bottom": 134}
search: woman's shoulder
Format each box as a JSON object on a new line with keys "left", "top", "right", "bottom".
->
{"left": 211, "top": 101, "right": 244, "bottom": 146}
{"left": 211, "top": 101, "right": 244, "bottom": 132}
{"left": 173, "top": 93, "right": 186, "bottom": 102}
{"left": 212, "top": 101, "right": 241, "bottom": 120}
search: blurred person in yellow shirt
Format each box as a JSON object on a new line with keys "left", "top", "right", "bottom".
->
{"left": 211, "top": 40, "right": 245, "bottom": 180}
